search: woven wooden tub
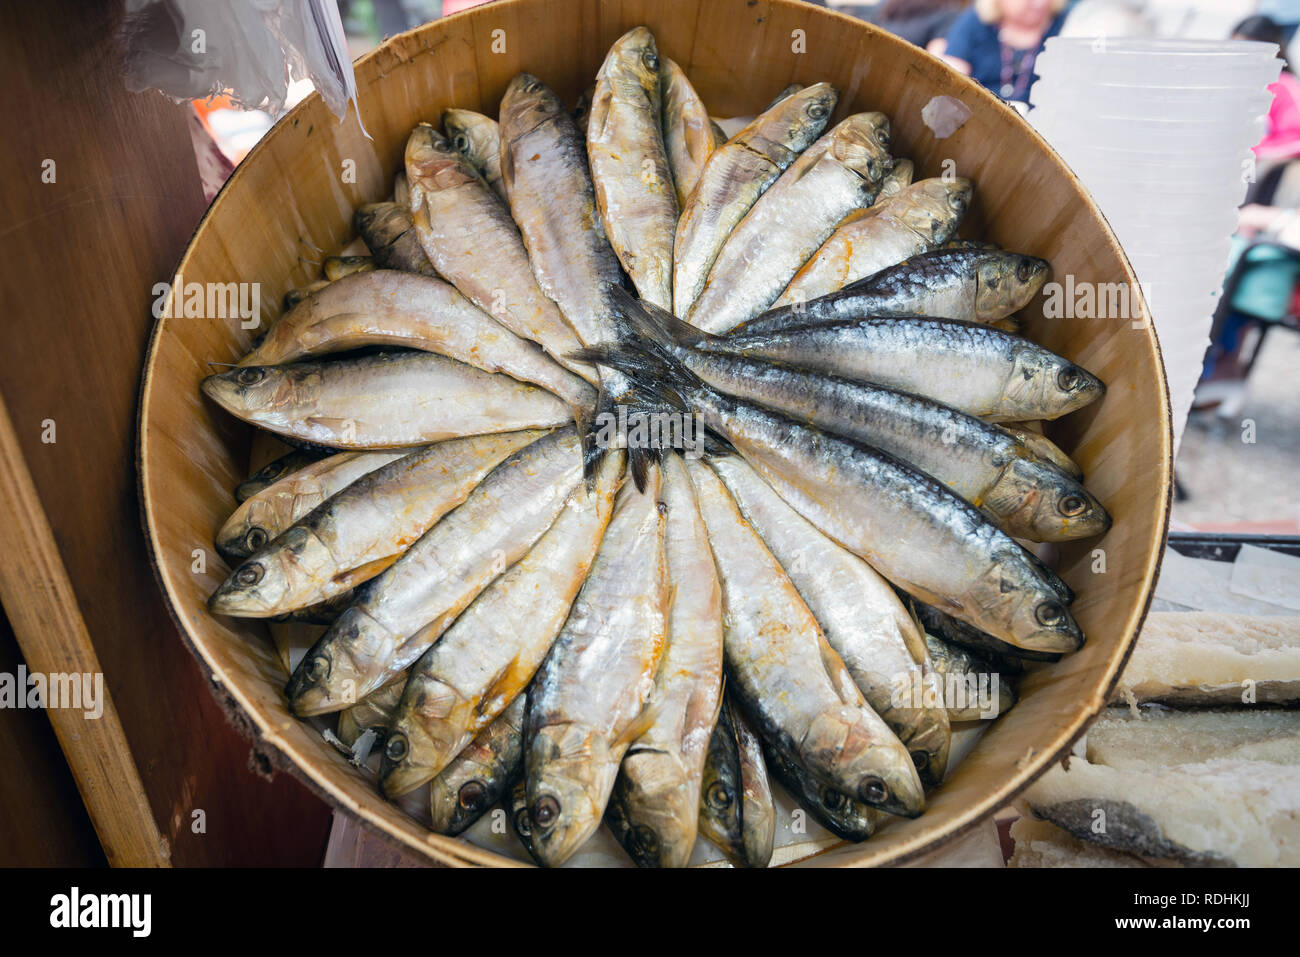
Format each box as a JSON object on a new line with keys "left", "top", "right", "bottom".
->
{"left": 138, "top": 0, "right": 1171, "bottom": 867}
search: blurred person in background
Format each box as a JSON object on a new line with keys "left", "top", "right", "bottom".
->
{"left": 869, "top": 0, "right": 972, "bottom": 54}
{"left": 1196, "top": 16, "right": 1300, "bottom": 413}
{"left": 1234, "top": 15, "right": 1300, "bottom": 165}
{"left": 942, "top": 0, "right": 1067, "bottom": 106}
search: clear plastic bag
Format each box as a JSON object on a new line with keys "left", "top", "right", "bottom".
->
{"left": 120, "top": 0, "right": 366, "bottom": 131}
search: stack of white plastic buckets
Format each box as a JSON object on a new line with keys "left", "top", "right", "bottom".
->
{"left": 1029, "top": 38, "right": 1281, "bottom": 451}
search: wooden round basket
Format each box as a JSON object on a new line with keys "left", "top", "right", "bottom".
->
{"left": 138, "top": 0, "right": 1172, "bottom": 867}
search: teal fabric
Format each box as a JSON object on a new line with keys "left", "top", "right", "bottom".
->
{"left": 1228, "top": 236, "right": 1300, "bottom": 321}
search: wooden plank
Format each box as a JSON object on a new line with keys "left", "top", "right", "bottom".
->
{"left": 0, "top": 393, "right": 168, "bottom": 866}
{"left": 0, "top": 610, "right": 106, "bottom": 866}
{"left": 0, "top": 0, "right": 334, "bottom": 865}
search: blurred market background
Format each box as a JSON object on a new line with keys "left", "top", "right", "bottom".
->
{"left": 189, "top": 0, "right": 1300, "bottom": 537}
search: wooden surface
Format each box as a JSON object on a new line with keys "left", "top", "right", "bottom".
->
{"left": 139, "top": 0, "right": 1172, "bottom": 866}
{"left": 0, "top": 394, "right": 168, "bottom": 866}
{"left": 0, "top": 610, "right": 105, "bottom": 867}
{"left": 0, "top": 0, "right": 333, "bottom": 865}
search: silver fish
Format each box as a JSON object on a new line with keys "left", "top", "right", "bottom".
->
{"left": 606, "top": 453, "right": 724, "bottom": 867}
{"left": 202, "top": 351, "right": 571, "bottom": 449}
{"left": 378, "top": 450, "right": 624, "bottom": 798}
{"left": 660, "top": 57, "right": 721, "bottom": 208}
{"left": 686, "top": 457, "right": 925, "bottom": 817}
{"left": 443, "top": 108, "right": 508, "bottom": 203}
{"left": 708, "top": 316, "right": 1105, "bottom": 422}
{"left": 428, "top": 694, "right": 527, "bottom": 835}
{"left": 687, "top": 112, "right": 892, "bottom": 333}
{"left": 285, "top": 427, "right": 586, "bottom": 714}
{"left": 924, "top": 633, "right": 1017, "bottom": 721}
{"left": 237, "top": 270, "right": 596, "bottom": 420}
{"left": 525, "top": 467, "right": 668, "bottom": 867}
{"left": 209, "top": 432, "right": 543, "bottom": 618}
{"left": 405, "top": 123, "right": 593, "bottom": 382}
{"left": 217, "top": 450, "right": 406, "bottom": 560}
{"left": 597, "top": 290, "right": 1083, "bottom": 655}
{"left": 587, "top": 27, "right": 678, "bottom": 310}
{"left": 774, "top": 177, "right": 972, "bottom": 307}
{"left": 729, "top": 697, "right": 775, "bottom": 867}
{"left": 709, "top": 455, "right": 951, "bottom": 787}
{"left": 354, "top": 202, "right": 438, "bottom": 274}
{"left": 737, "top": 247, "right": 1051, "bottom": 335}
{"left": 673, "top": 83, "right": 838, "bottom": 317}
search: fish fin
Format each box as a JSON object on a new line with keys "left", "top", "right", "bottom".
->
{"left": 499, "top": 139, "right": 516, "bottom": 197}
{"left": 613, "top": 702, "right": 661, "bottom": 751}
{"left": 629, "top": 446, "right": 652, "bottom": 492}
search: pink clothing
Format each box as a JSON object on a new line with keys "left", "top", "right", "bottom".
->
{"left": 1256, "top": 71, "right": 1300, "bottom": 161}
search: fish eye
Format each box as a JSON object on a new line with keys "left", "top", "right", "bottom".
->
{"left": 632, "top": 825, "right": 659, "bottom": 855}
{"left": 642, "top": 50, "right": 659, "bottom": 70}
{"left": 950, "top": 193, "right": 967, "bottom": 210}
{"left": 705, "top": 780, "right": 733, "bottom": 810}
{"left": 876, "top": 128, "right": 891, "bottom": 148}
{"left": 858, "top": 776, "right": 887, "bottom": 804}
{"left": 305, "top": 655, "right": 330, "bottom": 682}
{"left": 532, "top": 795, "right": 560, "bottom": 829}
{"left": 865, "top": 159, "right": 879, "bottom": 180}
{"left": 822, "top": 788, "right": 847, "bottom": 812}
{"left": 384, "top": 733, "right": 409, "bottom": 762}
{"left": 1058, "top": 494, "right": 1088, "bottom": 517}
{"left": 910, "top": 750, "right": 929, "bottom": 771}
{"left": 458, "top": 780, "right": 487, "bottom": 811}
{"left": 807, "top": 102, "right": 828, "bottom": 120}
{"left": 1036, "top": 601, "right": 1064, "bottom": 626}
{"left": 452, "top": 133, "right": 469, "bottom": 153}
{"left": 525, "top": 78, "right": 544, "bottom": 94}
{"left": 244, "top": 527, "right": 268, "bottom": 552}
{"left": 235, "top": 562, "right": 264, "bottom": 586}
{"left": 1058, "top": 367, "right": 1082, "bottom": 392}
{"left": 514, "top": 808, "right": 533, "bottom": 838}
{"left": 1016, "top": 260, "right": 1036, "bottom": 283}
{"left": 236, "top": 368, "right": 266, "bottom": 386}
{"left": 931, "top": 218, "right": 942, "bottom": 234}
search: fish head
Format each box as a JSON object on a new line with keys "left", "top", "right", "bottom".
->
{"left": 499, "top": 75, "right": 569, "bottom": 141}
{"left": 602, "top": 26, "right": 661, "bottom": 95}
{"left": 894, "top": 177, "right": 973, "bottom": 245}
{"left": 989, "top": 457, "right": 1112, "bottom": 543}
{"left": 975, "top": 252, "right": 1051, "bottom": 320}
{"left": 829, "top": 112, "right": 893, "bottom": 186}
{"left": 285, "top": 607, "right": 396, "bottom": 716}
{"left": 405, "top": 122, "right": 480, "bottom": 191}
{"left": 806, "top": 709, "right": 926, "bottom": 818}
{"left": 900, "top": 703, "right": 951, "bottom": 789}
{"left": 214, "top": 496, "right": 280, "bottom": 562}
{"left": 201, "top": 365, "right": 303, "bottom": 420}
{"left": 442, "top": 108, "right": 494, "bottom": 158}
{"left": 765, "top": 82, "right": 839, "bottom": 146}
{"left": 207, "top": 525, "right": 330, "bottom": 618}
{"left": 697, "top": 723, "right": 744, "bottom": 861}
{"left": 354, "top": 202, "right": 407, "bottom": 244}
{"left": 990, "top": 550, "right": 1085, "bottom": 654}
{"left": 1009, "top": 348, "right": 1107, "bottom": 418}
{"left": 430, "top": 765, "right": 500, "bottom": 835}
{"left": 610, "top": 750, "right": 699, "bottom": 868}
{"left": 526, "top": 724, "right": 618, "bottom": 867}
{"left": 379, "top": 674, "right": 470, "bottom": 799}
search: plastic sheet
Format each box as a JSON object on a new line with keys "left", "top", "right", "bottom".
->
{"left": 120, "top": 0, "right": 364, "bottom": 130}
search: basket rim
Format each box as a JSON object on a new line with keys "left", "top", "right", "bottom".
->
{"left": 136, "top": 0, "right": 1173, "bottom": 869}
